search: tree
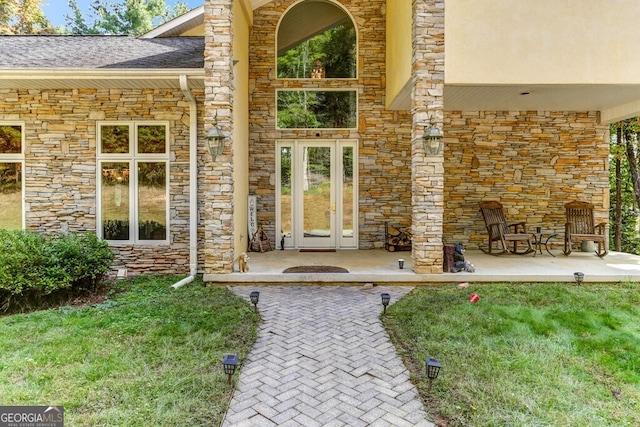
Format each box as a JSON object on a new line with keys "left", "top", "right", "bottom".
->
{"left": 609, "top": 118, "right": 640, "bottom": 254}
{"left": 65, "top": 0, "right": 188, "bottom": 35}
{"left": 0, "top": 0, "right": 51, "bottom": 34}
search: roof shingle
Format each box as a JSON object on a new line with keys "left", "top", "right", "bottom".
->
{"left": 0, "top": 36, "right": 204, "bottom": 69}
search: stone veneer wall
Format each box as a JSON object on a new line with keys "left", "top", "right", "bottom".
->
{"left": 0, "top": 88, "right": 203, "bottom": 276}
{"left": 411, "top": 0, "right": 444, "bottom": 273}
{"left": 204, "top": 0, "right": 235, "bottom": 273}
{"left": 443, "top": 110, "right": 610, "bottom": 250}
{"left": 248, "top": 0, "right": 414, "bottom": 248}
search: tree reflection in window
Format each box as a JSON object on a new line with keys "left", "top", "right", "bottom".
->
{"left": 277, "top": 0, "right": 356, "bottom": 79}
{"left": 277, "top": 90, "right": 357, "bottom": 129}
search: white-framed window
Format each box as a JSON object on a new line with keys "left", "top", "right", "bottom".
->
{"left": 96, "top": 121, "right": 170, "bottom": 244}
{"left": 0, "top": 123, "right": 24, "bottom": 230}
{"left": 276, "top": 89, "right": 358, "bottom": 130}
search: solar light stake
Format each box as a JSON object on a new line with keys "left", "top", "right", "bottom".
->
{"left": 426, "top": 357, "right": 441, "bottom": 391}
{"left": 250, "top": 291, "right": 260, "bottom": 312}
{"left": 381, "top": 293, "right": 390, "bottom": 314}
{"left": 223, "top": 354, "right": 239, "bottom": 385}
{"left": 574, "top": 272, "right": 584, "bottom": 286}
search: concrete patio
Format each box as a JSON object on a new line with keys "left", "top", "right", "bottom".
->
{"left": 204, "top": 248, "right": 640, "bottom": 284}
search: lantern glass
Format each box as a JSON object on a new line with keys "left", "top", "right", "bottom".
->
{"left": 426, "top": 357, "right": 441, "bottom": 380}
{"left": 223, "top": 354, "right": 239, "bottom": 375}
{"left": 250, "top": 291, "right": 260, "bottom": 305}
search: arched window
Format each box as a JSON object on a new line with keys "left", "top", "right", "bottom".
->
{"left": 276, "top": 0, "right": 358, "bottom": 129}
{"left": 277, "top": 0, "right": 356, "bottom": 79}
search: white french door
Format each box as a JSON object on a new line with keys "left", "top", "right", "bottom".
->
{"left": 277, "top": 140, "right": 358, "bottom": 249}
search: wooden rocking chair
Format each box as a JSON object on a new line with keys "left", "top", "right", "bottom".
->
{"left": 563, "top": 201, "right": 608, "bottom": 257}
{"left": 479, "top": 201, "right": 533, "bottom": 255}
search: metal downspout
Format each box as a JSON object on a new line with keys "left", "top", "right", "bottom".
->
{"left": 172, "top": 74, "right": 199, "bottom": 288}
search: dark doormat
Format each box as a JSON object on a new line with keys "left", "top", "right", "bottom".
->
{"left": 283, "top": 265, "right": 349, "bottom": 273}
{"left": 299, "top": 249, "right": 337, "bottom": 252}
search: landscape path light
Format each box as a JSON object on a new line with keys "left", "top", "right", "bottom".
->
{"left": 381, "top": 293, "right": 390, "bottom": 314}
{"left": 574, "top": 272, "right": 584, "bottom": 286}
{"left": 250, "top": 291, "right": 260, "bottom": 312}
{"left": 222, "top": 354, "right": 239, "bottom": 385}
{"left": 426, "top": 357, "right": 441, "bottom": 391}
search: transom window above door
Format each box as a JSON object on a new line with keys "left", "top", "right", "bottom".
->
{"left": 277, "top": 0, "right": 357, "bottom": 79}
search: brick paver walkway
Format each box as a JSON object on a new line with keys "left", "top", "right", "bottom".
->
{"left": 222, "top": 286, "right": 435, "bottom": 427}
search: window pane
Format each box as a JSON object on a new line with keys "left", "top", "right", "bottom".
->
{"left": 138, "top": 162, "right": 166, "bottom": 240}
{"left": 277, "top": 1, "right": 356, "bottom": 79}
{"left": 101, "top": 162, "right": 130, "bottom": 240}
{"left": 0, "top": 162, "right": 22, "bottom": 230}
{"left": 277, "top": 90, "right": 357, "bottom": 129}
{"left": 101, "top": 125, "right": 130, "bottom": 154}
{"left": 0, "top": 125, "right": 22, "bottom": 154}
{"left": 280, "top": 146, "right": 292, "bottom": 238}
{"left": 342, "top": 146, "right": 353, "bottom": 238}
{"left": 138, "top": 125, "right": 166, "bottom": 154}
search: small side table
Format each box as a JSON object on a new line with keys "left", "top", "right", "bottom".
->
{"left": 531, "top": 231, "right": 557, "bottom": 257}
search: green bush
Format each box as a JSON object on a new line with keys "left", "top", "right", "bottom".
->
{"left": 0, "top": 230, "right": 114, "bottom": 311}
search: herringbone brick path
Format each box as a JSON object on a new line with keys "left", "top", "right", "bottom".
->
{"left": 222, "top": 286, "right": 434, "bottom": 427}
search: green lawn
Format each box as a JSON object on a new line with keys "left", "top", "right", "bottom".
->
{"left": 0, "top": 276, "right": 259, "bottom": 426}
{"left": 384, "top": 283, "right": 640, "bottom": 427}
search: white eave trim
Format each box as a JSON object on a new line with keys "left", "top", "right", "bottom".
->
{"left": 141, "top": 5, "right": 205, "bottom": 39}
{"left": 0, "top": 68, "right": 205, "bottom": 90}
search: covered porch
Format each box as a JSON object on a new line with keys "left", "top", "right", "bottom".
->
{"left": 203, "top": 249, "right": 640, "bottom": 284}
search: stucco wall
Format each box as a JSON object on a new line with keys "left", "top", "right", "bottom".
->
{"left": 248, "top": 0, "right": 414, "bottom": 249}
{"left": 443, "top": 110, "right": 610, "bottom": 250}
{"left": 446, "top": 0, "right": 640, "bottom": 85}
{"left": 0, "top": 88, "right": 203, "bottom": 276}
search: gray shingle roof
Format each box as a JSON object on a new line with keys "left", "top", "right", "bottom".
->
{"left": 0, "top": 36, "right": 204, "bottom": 69}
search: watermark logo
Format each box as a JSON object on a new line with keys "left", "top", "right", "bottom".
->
{"left": 0, "top": 406, "right": 63, "bottom": 427}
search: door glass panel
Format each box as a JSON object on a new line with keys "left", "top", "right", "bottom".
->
{"left": 138, "top": 162, "right": 167, "bottom": 240}
{"left": 101, "top": 162, "right": 130, "bottom": 240}
{"left": 303, "top": 146, "right": 331, "bottom": 239}
{"left": 342, "top": 146, "right": 354, "bottom": 238}
{"left": 280, "top": 146, "right": 292, "bottom": 239}
{"left": 0, "top": 162, "right": 21, "bottom": 230}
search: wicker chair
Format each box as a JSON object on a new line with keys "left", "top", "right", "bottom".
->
{"left": 563, "top": 201, "right": 608, "bottom": 257}
{"left": 479, "top": 201, "right": 533, "bottom": 255}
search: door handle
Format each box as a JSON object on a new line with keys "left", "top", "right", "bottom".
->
{"left": 332, "top": 203, "right": 336, "bottom": 214}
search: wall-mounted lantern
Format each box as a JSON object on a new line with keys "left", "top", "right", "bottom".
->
{"left": 422, "top": 119, "right": 443, "bottom": 155}
{"left": 205, "top": 115, "right": 228, "bottom": 158}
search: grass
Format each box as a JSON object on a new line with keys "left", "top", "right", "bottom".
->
{"left": 0, "top": 276, "right": 259, "bottom": 426}
{"left": 384, "top": 282, "right": 640, "bottom": 427}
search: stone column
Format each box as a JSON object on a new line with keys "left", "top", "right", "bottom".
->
{"left": 204, "top": 0, "right": 234, "bottom": 273}
{"left": 411, "top": 0, "right": 444, "bottom": 273}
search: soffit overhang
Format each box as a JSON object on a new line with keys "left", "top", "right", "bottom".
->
{"left": 387, "top": 81, "right": 640, "bottom": 123}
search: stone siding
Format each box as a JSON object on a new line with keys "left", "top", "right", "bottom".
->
{"left": 411, "top": 0, "right": 445, "bottom": 273}
{"left": 203, "top": 0, "right": 235, "bottom": 273}
{"left": 0, "top": 88, "right": 203, "bottom": 276}
{"left": 248, "top": 0, "right": 414, "bottom": 249}
{"left": 444, "top": 110, "right": 610, "bottom": 250}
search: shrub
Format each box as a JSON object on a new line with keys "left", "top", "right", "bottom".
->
{"left": 0, "top": 230, "right": 114, "bottom": 311}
